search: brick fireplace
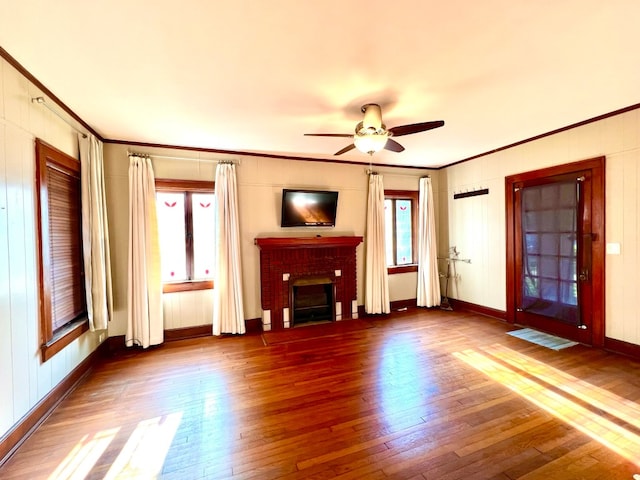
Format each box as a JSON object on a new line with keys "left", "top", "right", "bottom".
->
{"left": 254, "top": 236, "right": 363, "bottom": 331}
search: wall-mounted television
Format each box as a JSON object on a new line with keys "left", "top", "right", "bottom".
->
{"left": 281, "top": 189, "right": 339, "bottom": 227}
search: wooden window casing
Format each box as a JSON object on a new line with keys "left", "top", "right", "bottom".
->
{"left": 155, "top": 179, "right": 215, "bottom": 293}
{"left": 36, "top": 139, "right": 88, "bottom": 362}
{"left": 385, "top": 190, "right": 419, "bottom": 275}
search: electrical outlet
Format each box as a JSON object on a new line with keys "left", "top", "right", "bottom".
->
{"left": 99, "top": 333, "right": 105, "bottom": 343}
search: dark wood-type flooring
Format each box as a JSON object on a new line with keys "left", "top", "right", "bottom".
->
{"left": 2, "top": 308, "right": 640, "bottom": 479}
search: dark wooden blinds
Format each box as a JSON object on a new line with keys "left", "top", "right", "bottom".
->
{"left": 46, "top": 164, "right": 85, "bottom": 331}
{"left": 36, "top": 139, "right": 87, "bottom": 347}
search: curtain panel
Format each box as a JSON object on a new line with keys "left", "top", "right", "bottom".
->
{"left": 417, "top": 176, "right": 441, "bottom": 307}
{"left": 365, "top": 173, "right": 390, "bottom": 314}
{"left": 127, "top": 155, "right": 163, "bottom": 348}
{"left": 213, "top": 163, "right": 246, "bottom": 335}
{"left": 78, "top": 133, "right": 113, "bottom": 331}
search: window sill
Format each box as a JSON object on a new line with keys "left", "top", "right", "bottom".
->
{"left": 388, "top": 264, "right": 418, "bottom": 275}
{"left": 41, "top": 318, "right": 89, "bottom": 363}
{"left": 163, "top": 280, "right": 213, "bottom": 293}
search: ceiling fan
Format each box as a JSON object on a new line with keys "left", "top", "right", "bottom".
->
{"left": 305, "top": 103, "right": 444, "bottom": 156}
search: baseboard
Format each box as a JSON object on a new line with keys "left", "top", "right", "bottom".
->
{"left": 604, "top": 336, "right": 640, "bottom": 361}
{"left": 355, "top": 297, "right": 508, "bottom": 322}
{"left": 164, "top": 325, "right": 212, "bottom": 341}
{"left": 0, "top": 340, "right": 109, "bottom": 467}
{"left": 106, "top": 318, "right": 265, "bottom": 355}
{"left": 448, "top": 298, "right": 508, "bottom": 320}
{"left": 390, "top": 298, "right": 417, "bottom": 311}
{"left": 245, "top": 317, "right": 262, "bottom": 334}
{"left": 164, "top": 318, "right": 263, "bottom": 340}
{"left": 357, "top": 298, "right": 506, "bottom": 320}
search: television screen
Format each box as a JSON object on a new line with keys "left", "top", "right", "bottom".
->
{"left": 281, "top": 189, "right": 338, "bottom": 227}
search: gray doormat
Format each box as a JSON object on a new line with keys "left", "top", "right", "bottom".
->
{"left": 507, "top": 328, "right": 578, "bottom": 350}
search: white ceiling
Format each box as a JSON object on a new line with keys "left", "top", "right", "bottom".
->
{"left": 1, "top": 0, "right": 639, "bottom": 168}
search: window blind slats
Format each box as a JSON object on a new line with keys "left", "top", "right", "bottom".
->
{"left": 46, "top": 164, "right": 85, "bottom": 331}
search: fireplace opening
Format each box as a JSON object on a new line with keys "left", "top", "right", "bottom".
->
{"left": 290, "top": 276, "right": 334, "bottom": 326}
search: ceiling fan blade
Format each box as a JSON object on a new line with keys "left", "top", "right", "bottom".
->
{"left": 334, "top": 144, "right": 356, "bottom": 155}
{"left": 304, "top": 133, "right": 353, "bottom": 138}
{"left": 384, "top": 138, "right": 405, "bottom": 153}
{"left": 388, "top": 120, "right": 445, "bottom": 137}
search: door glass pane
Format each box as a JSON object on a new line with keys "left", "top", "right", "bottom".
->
{"left": 192, "top": 193, "right": 215, "bottom": 280}
{"left": 525, "top": 233, "right": 540, "bottom": 254}
{"left": 520, "top": 181, "right": 578, "bottom": 324}
{"left": 523, "top": 275, "right": 539, "bottom": 297}
{"left": 157, "top": 192, "right": 187, "bottom": 282}
{"left": 561, "top": 281, "right": 578, "bottom": 306}
{"left": 540, "top": 233, "right": 559, "bottom": 255}
{"left": 395, "top": 200, "right": 412, "bottom": 265}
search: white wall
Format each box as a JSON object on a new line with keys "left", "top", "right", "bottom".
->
{"left": 440, "top": 108, "right": 640, "bottom": 345}
{"left": 0, "top": 59, "right": 103, "bottom": 439}
{"left": 103, "top": 143, "right": 435, "bottom": 335}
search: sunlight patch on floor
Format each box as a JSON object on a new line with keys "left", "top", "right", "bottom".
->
{"left": 454, "top": 345, "right": 640, "bottom": 467}
{"left": 104, "top": 412, "right": 182, "bottom": 479}
{"left": 48, "top": 428, "right": 120, "bottom": 480}
{"left": 484, "top": 343, "right": 640, "bottom": 430}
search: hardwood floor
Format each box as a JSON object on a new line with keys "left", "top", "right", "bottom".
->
{"left": 2, "top": 308, "right": 640, "bottom": 479}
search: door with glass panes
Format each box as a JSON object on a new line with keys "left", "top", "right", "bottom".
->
{"left": 506, "top": 158, "right": 605, "bottom": 346}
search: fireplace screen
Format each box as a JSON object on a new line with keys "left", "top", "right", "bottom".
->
{"left": 291, "top": 277, "right": 334, "bottom": 325}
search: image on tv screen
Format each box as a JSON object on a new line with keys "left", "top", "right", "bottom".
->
{"left": 281, "top": 190, "right": 338, "bottom": 227}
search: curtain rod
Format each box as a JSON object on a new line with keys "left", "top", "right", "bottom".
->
{"left": 365, "top": 168, "right": 432, "bottom": 178}
{"left": 31, "top": 97, "right": 88, "bottom": 138}
{"left": 127, "top": 151, "right": 240, "bottom": 165}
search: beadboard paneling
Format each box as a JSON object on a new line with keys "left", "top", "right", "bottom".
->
{"left": 441, "top": 107, "right": 640, "bottom": 345}
{"left": 0, "top": 57, "right": 103, "bottom": 441}
{"left": 163, "top": 289, "right": 214, "bottom": 330}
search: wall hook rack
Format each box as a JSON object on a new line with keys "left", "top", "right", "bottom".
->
{"left": 454, "top": 187, "right": 489, "bottom": 200}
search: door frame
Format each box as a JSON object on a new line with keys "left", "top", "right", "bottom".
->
{"left": 505, "top": 156, "right": 605, "bottom": 347}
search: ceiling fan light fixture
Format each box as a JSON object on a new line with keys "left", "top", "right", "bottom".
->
{"left": 361, "top": 103, "right": 383, "bottom": 130}
{"left": 354, "top": 131, "right": 388, "bottom": 155}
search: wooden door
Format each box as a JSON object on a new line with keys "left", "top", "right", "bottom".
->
{"left": 506, "top": 158, "right": 605, "bottom": 346}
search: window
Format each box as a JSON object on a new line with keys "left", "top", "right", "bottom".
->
{"left": 155, "top": 179, "right": 215, "bottom": 293}
{"left": 35, "top": 139, "right": 88, "bottom": 362}
{"left": 384, "top": 190, "right": 418, "bottom": 274}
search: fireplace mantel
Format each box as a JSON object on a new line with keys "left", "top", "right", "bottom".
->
{"left": 255, "top": 236, "right": 363, "bottom": 250}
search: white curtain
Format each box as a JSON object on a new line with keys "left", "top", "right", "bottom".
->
{"left": 213, "top": 163, "right": 246, "bottom": 335}
{"left": 417, "top": 177, "right": 441, "bottom": 307}
{"left": 78, "top": 133, "right": 113, "bottom": 331}
{"left": 127, "top": 155, "right": 163, "bottom": 348}
{"left": 365, "top": 173, "right": 390, "bottom": 314}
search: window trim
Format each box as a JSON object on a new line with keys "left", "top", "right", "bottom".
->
{"left": 35, "top": 139, "right": 88, "bottom": 362}
{"left": 155, "top": 179, "right": 215, "bottom": 293}
{"left": 385, "top": 190, "right": 419, "bottom": 275}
